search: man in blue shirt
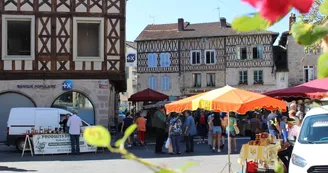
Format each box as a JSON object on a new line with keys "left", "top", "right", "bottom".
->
{"left": 184, "top": 110, "right": 197, "bottom": 153}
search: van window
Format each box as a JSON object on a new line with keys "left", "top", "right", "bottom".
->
{"left": 299, "top": 114, "right": 328, "bottom": 144}
{"left": 82, "top": 121, "right": 88, "bottom": 127}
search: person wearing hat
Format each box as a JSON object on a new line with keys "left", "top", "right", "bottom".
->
{"left": 278, "top": 117, "right": 301, "bottom": 172}
{"left": 289, "top": 110, "right": 300, "bottom": 126}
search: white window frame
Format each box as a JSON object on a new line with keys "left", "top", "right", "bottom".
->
{"left": 190, "top": 50, "right": 201, "bottom": 65}
{"left": 206, "top": 73, "right": 216, "bottom": 87}
{"left": 236, "top": 47, "right": 247, "bottom": 60}
{"left": 239, "top": 71, "right": 248, "bottom": 84}
{"left": 303, "top": 66, "right": 315, "bottom": 82}
{"left": 2, "top": 15, "right": 35, "bottom": 60}
{"left": 73, "top": 17, "right": 104, "bottom": 62}
{"left": 204, "top": 50, "right": 216, "bottom": 65}
{"left": 253, "top": 45, "right": 263, "bottom": 59}
{"left": 253, "top": 70, "right": 264, "bottom": 84}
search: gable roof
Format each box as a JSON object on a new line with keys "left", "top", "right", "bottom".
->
{"left": 126, "top": 41, "right": 137, "bottom": 49}
{"left": 136, "top": 21, "right": 279, "bottom": 41}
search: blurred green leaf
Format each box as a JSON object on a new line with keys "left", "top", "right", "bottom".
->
{"left": 124, "top": 124, "right": 137, "bottom": 137}
{"left": 313, "top": 102, "right": 322, "bottom": 108}
{"left": 83, "top": 126, "right": 111, "bottom": 147}
{"left": 155, "top": 168, "right": 176, "bottom": 173}
{"left": 319, "top": 0, "right": 328, "bottom": 15}
{"left": 291, "top": 23, "right": 328, "bottom": 46}
{"left": 179, "top": 162, "right": 198, "bottom": 173}
{"left": 274, "top": 160, "right": 284, "bottom": 173}
{"left": 318, "top": 52, "right": 328, "bottom": 79}
{"left": 115, "top": 139, "right": 124, "bottom": 148}
{"left": 232, "top": 13, "right": 269, "bottom": 32}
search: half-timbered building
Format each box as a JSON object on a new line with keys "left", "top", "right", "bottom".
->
{"left": 0, "top": 0, "right": 126, "bottom": 141}
{"left": 135, "top": 18, "right": 279, "bottom": 98}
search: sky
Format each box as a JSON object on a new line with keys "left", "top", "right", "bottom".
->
{"left": 126, "top": 0, "right": 298, "bottom": 45}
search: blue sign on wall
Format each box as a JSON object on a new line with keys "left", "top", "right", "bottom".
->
{"left": 62, "top": 80, "right": 73, "bottom": 90}
{"left": 127, "top": 54, "right": 136, "bottom": 63}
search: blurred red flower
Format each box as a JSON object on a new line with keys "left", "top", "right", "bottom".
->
{"left": 242, "top": 0, "right": 313, "bottom": 22}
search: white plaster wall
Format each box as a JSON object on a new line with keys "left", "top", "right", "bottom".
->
{"left": 276, "top": 72, "right": 289, "bottom": 89}
{"left": 137, "top": 73, "right": 181, "bottom": 97}
{"left": 226, "top": 67, "right": 275, "bottom": 86}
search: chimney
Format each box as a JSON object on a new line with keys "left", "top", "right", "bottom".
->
{"left": 289, "top": 13, "right": 296, "bottom": 31}
{"left": 178, "top": 18, "right": 184, "bottom": 31}
{"left": 220, "top": 17, "right": 226, "bottom": 28}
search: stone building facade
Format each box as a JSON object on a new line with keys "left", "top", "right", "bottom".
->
{"left": 136, "top": 18, "right": 279, "bottom": 98}
{"left": 0, "top": 0, "right": 127, "bottom": 142}
{"left": 279, "top": 13, "right": 319, "bottom": 87}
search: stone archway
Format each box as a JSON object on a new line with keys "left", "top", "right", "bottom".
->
{"left": 51, "top": 91, "right": 96, "bottom": 125}
{"left": 0, "top": 91, "right": 36, "bottom": 142}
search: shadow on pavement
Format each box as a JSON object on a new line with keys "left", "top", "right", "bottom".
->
{"left": 0, "top": 139, "right": 248, "bottom": 163}
{"left": 0, "top": 166, "right": 37, "bottom": 172}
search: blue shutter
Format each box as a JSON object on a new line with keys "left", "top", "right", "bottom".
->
{"left": 167, "top": 76, "right": 171, "bottom": 90}
{"left": 161, "top": 76, "right": 165, "bottom": 90}
{"left": 153, "top": 77, "right": 157, "bottom": 90}
{"left": 159, "top": 53, "right": 163, "bottom": 67}
{"left": 154, "top": 54, "right": 158, "bottom": 67}
{"left": 167, "top": 53, "right": 171, "bottom": 67}
{"left": 148, "top": 76, "right": 152, "bottom": 89}
{"left": 147, "top": 54, "right": 152, "bottom": 67}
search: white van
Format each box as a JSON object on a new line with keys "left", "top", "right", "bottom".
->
{"left": 6, "top": 107, "right": 90, "bottom": 151}
{"left": 289, "top": 105, "right": 328, "bottom": 173}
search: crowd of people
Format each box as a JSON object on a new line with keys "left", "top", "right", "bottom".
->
{"left": 119, "top": 101, "right": 305, "bottom": 169}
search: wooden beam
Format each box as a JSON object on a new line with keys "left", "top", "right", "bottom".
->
{"left": 0, "top": 71, "right": 126, "bottom": 81}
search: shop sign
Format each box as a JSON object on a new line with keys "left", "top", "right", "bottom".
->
{"left": 17, "top": 84, "right": 56, "bottom": 89}
{"left": 98, "top": 81, "right": 109, "bottom": 89}
{"left": 33, "top": 134, "right": 97, "bottom": 155}
{"left": 62, "top": 80, "right": 73, "bottom": 90}
{"left": 126, "top": 53, "right": 137, "bottom": 67}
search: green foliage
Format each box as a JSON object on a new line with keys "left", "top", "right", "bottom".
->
{"left": 319, "top": 0, "right": 328, "bottom": 15}
{"left": 318, "top": 52, "right": 328, "bottom": 78}
{"left": 83, "top": 126, "right": 111, "bottom": 147}
{"left": 124, "top": 124, "right": 137, "bottom": 137}
{"left": 83, "top": 124, "right": 194, "bottom": 173}
{"left": 291, "top": 23, "right": 328, "bottom": 45}
{"left": 179, "top": 162, "right": 198, "bottom": 172}
{"left": 232, "top": 13, "right": 269, "bottom": 32}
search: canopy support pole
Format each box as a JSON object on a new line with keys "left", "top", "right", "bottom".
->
{"left": 220, "top": 112, "right": 233, "bottom": 173}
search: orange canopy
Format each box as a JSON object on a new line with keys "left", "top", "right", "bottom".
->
{"left": 165, "top": 85, "right": 287, "bottom": 114}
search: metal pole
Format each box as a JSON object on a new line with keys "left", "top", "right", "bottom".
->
{"left": 228, "top": 112, "right": 231, "bottom": 173}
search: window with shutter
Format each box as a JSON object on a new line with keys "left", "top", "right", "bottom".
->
{"left": 161, "top": 76, "right": 170, "bottom": 91}
{"left": 253, "top": 70, "right": 263, "bottom": 85}
{"left": 257, "top": 45, "right": 263, "bottom": 59}
{"left": 205, "top": 50, "right": 216, "bottom": 64}
{"left": 241, "top": 47, "right": 247, "bottom": 60}
{"left": 304, "top": 66, "right": 315, "bottom": 82}
{"left": 236, "top": 47, "right": 241, "bottom": 59}
{"left": 190, "top": 50, "right": 201, "bottom": 65}
{"left": 148, "top": 53, "right": 158, "bottom": 67}
{"left": 239, "top": 71, "right": 248, "bottom": 85}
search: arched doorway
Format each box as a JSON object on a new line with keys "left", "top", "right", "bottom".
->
{"left": 0, "top": 92, "right": 36, "bottom": 142}
{"left": 51, "top": 91, "right": 95, "bottom": 125}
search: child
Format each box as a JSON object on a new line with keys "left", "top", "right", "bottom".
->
{"left": 136, "top": 111, "right": 147, "bottom": 146}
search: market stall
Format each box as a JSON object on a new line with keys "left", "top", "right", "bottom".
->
{"left": 165, "top": 85, "right": 287, "bottom": 173}
{"left": 21, "top": 127, "right": 97, "bottom": 156}
{"left": 238, "top": 133, "right": 281, "bottom": 173}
